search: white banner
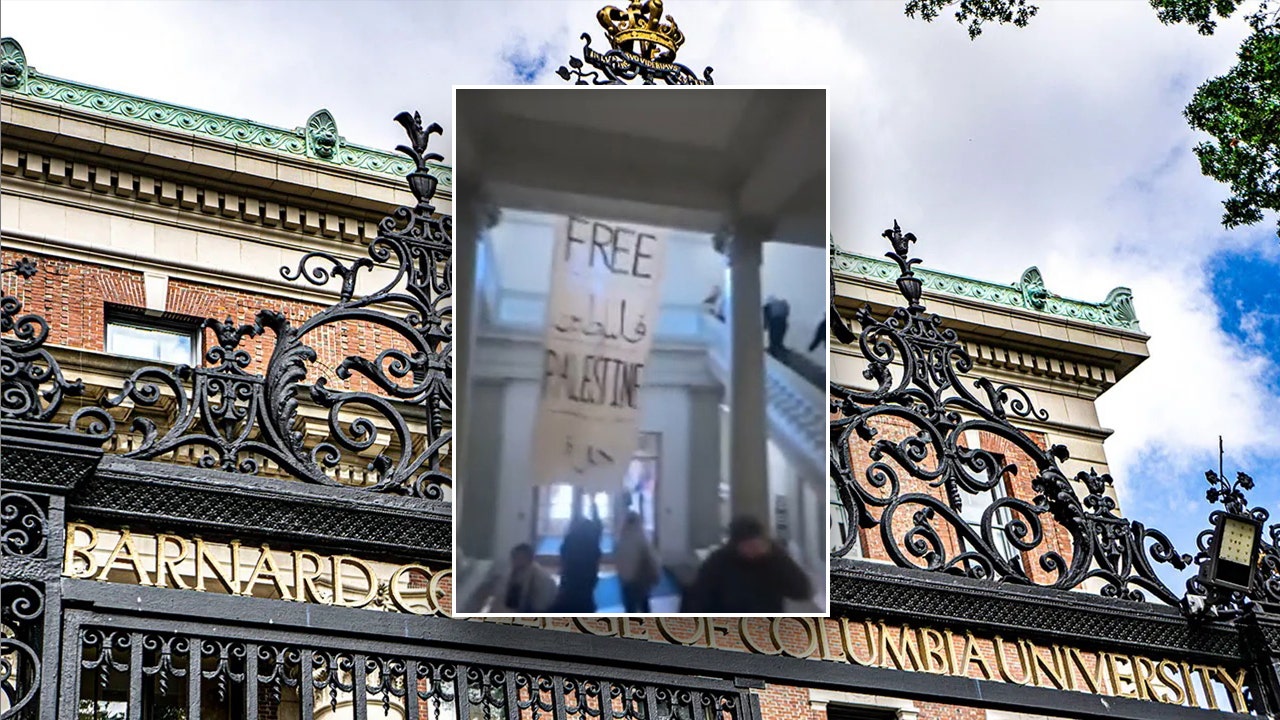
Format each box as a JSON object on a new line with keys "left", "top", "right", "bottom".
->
{"left": 532, "top": 216, "right": 667, "bottom": 492}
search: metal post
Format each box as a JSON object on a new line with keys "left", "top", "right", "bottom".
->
{"left": 1240, "top": 608, "right": 1280, "bottom": 716}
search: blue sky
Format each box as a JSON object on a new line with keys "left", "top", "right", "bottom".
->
{"left": 2, "top": 0, "right": 1277, "bottom": 602}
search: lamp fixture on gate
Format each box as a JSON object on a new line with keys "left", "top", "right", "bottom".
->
{"left": 1184, "top": 461, "right": 1267, "bottom": 619}
{"left": 1203, "top": 510, "right": 1262, "bottom": 591}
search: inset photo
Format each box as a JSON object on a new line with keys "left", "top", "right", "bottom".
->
{"left": 451, "top": 87, "right": 830, "bottom": 617}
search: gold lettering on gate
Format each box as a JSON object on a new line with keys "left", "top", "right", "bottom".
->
{"left": 741, "top": 618, "right": 783, "bottom": 656}
{"left": 574, "top": 618, "right": 618, "bottom": 636}
{"left": 995, "top": 636, "right": 1030, "bottom": 685}
{"left": 1220, "top": 667, "right": 1249, "bottom": 712}
{"left": 918, "top": 627, "right": 949, "bottom": 675}
{"left": 64, "top": 523, "right": 100, "bottom": 579}
{"left": 62, "top": 523, "right": 1251, "bottom": 713}
{"left": 155, "top": 534, "right": 191, "bottom": 590}
{"left": 655, "top": 617, "right": 702, "bottom": 645}
{"left": 770, "top": 618, "right": 818, "bottom": 660}
{"left": 62, "top": 523, "right": 447, "bottom": 617}
{"left": 959, "top": 632, "right": 995, "bottom": 681}
{"left": 839, "top": 619, "right": 877, "bottom": 666}
{"left": 97, "top": 529, "right": 153, "bottom": 586}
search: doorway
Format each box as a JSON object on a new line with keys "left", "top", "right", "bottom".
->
{"left": 531, "top": 432, "right": 661, "bottom": 559}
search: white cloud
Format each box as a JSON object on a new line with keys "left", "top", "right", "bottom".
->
{"left": 4, "top": 0, "right": 1277, "bottom": 497}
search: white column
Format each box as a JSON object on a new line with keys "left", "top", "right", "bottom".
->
{"left": 453, "top": 187, "right": 498, "bottom": 458}
{"left": 454, "top": 186, "right": 498, "bottom": 554}
{"left": 725, "top": 227, "right": 770, "bottom": 525}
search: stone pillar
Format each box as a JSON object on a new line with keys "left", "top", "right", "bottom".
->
{"left": 687, "top": 386, "right": 725, "bottom": 552}
{"left": 724, "top": 227, "right": 770, "bottom": 526}
{"left": 453, "top": 187, "right": 496, "bottom": 442}
{"left": 453, "top": 186, "right": 498, "bottom": 556}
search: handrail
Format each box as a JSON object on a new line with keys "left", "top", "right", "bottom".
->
{"left": 702, "top": 314, "right": 825, "bottom": 478}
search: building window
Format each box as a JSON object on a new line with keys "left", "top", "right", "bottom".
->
{"left": 826, "top": 705, "right": 897, "bottom": 720}
{"left": 831, "top": 476, "right": 857, "bottom": 557}
{"left": 532, "top": 433, "right": 661, "bottom": 553}
{"left": 958, "top": 477, "right": 1018, "bottom": 562}
{"left": 105, "top": 315, "right": 200, "bottom": 365}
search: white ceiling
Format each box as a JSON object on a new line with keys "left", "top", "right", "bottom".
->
{"left": 456, "top": 87, "right": 827, "bottom": 247}
{"left": 482, "top": 88, "right": 756, "bottom": 152}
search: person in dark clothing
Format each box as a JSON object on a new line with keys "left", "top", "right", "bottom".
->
{"left": 681, "top": 516, "right": 812, "bottom": 614}
{"left": 551, "top": 516, "right": 602, "bottom": 613}
{"left": 808, "top": 319, "right": 825, "bottom": 353}
{"left": 489, "top": 543, "right": 557, "bottom": 613}
{"left": 762, "top": 296, "right": 790, "bottom": 357}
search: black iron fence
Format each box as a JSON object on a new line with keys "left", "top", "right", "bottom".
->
{"left": 63, "top": 614, "right": 746, "bottom": 720}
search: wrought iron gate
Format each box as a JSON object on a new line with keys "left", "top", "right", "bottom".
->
{"left": 58, "top": 609, "right": 752, "bottom": 720}
{"left": 0, "top": 109, "right": 766, "bottom": 720}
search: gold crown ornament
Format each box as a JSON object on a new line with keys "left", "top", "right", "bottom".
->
{"left": 597, "top": 0, "right": 686, "bottom": 63}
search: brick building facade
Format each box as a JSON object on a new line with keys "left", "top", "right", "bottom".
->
{"left": 1, "top": 33, "right": 1247, "bottom": 720}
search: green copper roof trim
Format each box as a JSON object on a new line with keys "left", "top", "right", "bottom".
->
{"left": 831, "top": 245, "right": 1141, "bottom": 332}
{"left": 0, "top": 37, "right": 451, "bottom": 190}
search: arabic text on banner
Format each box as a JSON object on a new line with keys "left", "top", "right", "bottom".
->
{"left": 532, "top": 216, "right": 667, "bottom": 492}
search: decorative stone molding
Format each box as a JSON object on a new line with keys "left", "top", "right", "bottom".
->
{"left": 303, "top": 109, "right": 341, "bottom": 160}
{"left": 2, "top": 145, "right": 389, "bottom": 246}
{"left": 832, "top": 247, "right": 1142, "bottom": 331}
{"left": 831, "top": 327, "right": 1119, "bottom": 392}
{"left": 1, "top": 36, "right": 28, "bottom": 89}
{"left": 0, "top": 36, "right": 452, "bottom": 187}
{"left": 808, "top": 689, "right": 920, "bottom": 719}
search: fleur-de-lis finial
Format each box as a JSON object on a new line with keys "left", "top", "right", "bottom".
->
{"left": 393, "top": 111, "right": 445, "bottom": 206}
{"left": 881, "top": 220, "right": 924, "bottom": 309}
{"left": 393, "top": 111, "right": 444, "bottom": 172}
{"left": 882, "top": 220, "right": 917, "bottom": 258}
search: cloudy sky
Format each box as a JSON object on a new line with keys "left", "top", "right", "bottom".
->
{"left": 4, "top": 0, "right": 1277, "bottom": 586}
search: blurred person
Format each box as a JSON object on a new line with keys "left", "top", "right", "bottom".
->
{"left": 808, "top": 318, "right": 825, "bottom": 353}
{"left": 552, "top": 515, "right": 602, "bottom": 613}
{"left": 703, "top": 285, "right": 725, "bottom": 321}
{"left": 488, "top": 543, "right": 557, "bottom": 614}
{"left": 614, "top": 511, "right": 661, "bottom": 613}
{"left": 681, "top": 516, "right": 812, "bottom": 614}
{"left": 762, "top": 296, "right": 790, "bottom": 356}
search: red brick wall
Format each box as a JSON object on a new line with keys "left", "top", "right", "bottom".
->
{"left": 756, "top": 684, "right": 992, "bottom": 720}
{"left": 2, "top": 250, "right": 418, "bottom": 397}
{"left": 758, "top": 683, "right": 817, "bottom": 719}
{"left": 832, "top": 393, "right": 1073, "bottom": 576}
{"left": 1, "top": 252, "right": 144, "bottom": 351}
{"left": 916, "top": 702, "right": 987, "bottom": 720}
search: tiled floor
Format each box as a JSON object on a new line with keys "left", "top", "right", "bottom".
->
{"left": 549, "top": 569, "right": 682, "bottom": 613}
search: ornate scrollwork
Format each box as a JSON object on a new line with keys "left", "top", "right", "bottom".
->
{"left": 1, "top": 581, "right": 44, "bottom": 718}
{"left": 414, "top": 660, "right": 458, "bottom": 707}
{"left": 65, "top": 627, "right": 750, "bottom": 719}
{"left": 1, "top": 259, "right": 114, "bottom": 438}
{"left": 103, "top": 112, "right": 452, "bottom": 498}
{"left": 0, "top": 489, "right": 51, "bottom": 718}
{"left": 830, "top": 221, "right": 1189, "bottom": 604}
{"left": 557, "top": 1, "right": 713, "bottom": 85}
{"left": 0, "top": 492, "right": 47, "bottom": 558}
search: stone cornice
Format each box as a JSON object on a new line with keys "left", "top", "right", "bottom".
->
{"left": 0, "top": 36, "right": 452, "bottom": 190}
{"left": 832, "top": 246, "right": 1141, "bottom": 332}
{"left": 831, "top": 329, "right": 1120, "bottom": 396}
{"left": 1, "top": 140, "right": 389, "bottom": 236}
{"left": 0, "top": 143, "right": 429, "bottom": 302}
